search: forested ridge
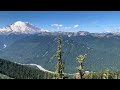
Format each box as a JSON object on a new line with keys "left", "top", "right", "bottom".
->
{"left": 0, "top": 58, "right": 54, "bottom": 79}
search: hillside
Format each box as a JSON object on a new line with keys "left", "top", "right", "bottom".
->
{"left": 0, "top": 58, "right": 54, "bottom": 79}
{"left": 0, "top": 34, "right": 91, "bottom": 73}
{"left": 1, "top": 34, "right": 120, "bottom": 73}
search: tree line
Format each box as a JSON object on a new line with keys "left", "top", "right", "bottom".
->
{"left": 0, "top": 58, "right": 54, "bottom": 79}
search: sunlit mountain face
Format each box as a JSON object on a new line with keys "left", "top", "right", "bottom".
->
{"left": 0, "top": 21, "right": 49, "bottom": 35}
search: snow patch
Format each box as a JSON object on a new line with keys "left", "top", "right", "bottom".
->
{"left": 68, "top": 34, "right": 72, "bottom": 37}
{"left": 3, "top": 44, "right": 7, "bottom": 48}
{"left": 42, "top": 51, "right": 48, "bottom": 57}
{"left": 87, "top": 47, "right": 90, "bottom": 49}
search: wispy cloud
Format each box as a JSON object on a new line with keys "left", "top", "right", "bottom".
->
{"left": 59, "top": 24, "right": 63, "bottom": 27}
{"left": 104, "top": 26, "right": 120, "bottom": 33}
{"left": 74, "top": 25, "right": 79, "bottom": 28}
{"left": 51, "top": 24, "right": 63, "bottom": 27}
{"left": 64, "top": 27, "right": 71, "bottom": 29}
{"left": 50, "top": 24, "right": 81, "bottom": 32}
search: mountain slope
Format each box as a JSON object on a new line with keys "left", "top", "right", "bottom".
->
{"left": 1, "top": 34, "right": 120, "bottom": 73}
{"left": 0, "top": 34, "right": 91, "bottom": 73}
{"left": 0, "top": 58, "right": 54, "bottom": 79}
{"left": 0, "top": 21, "right": 49, "bottom": 34}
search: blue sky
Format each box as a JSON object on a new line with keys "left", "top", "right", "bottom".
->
{"left": 1, "top": 11, "right": 120, "bottom": 33}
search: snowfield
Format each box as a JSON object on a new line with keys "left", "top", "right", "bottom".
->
{"left": 0, "top": 21, "right": 49, "bottom": 34}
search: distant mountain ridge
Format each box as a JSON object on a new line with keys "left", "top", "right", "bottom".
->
{"left": 0, "top": 21, "right": 120, "bottom": 37}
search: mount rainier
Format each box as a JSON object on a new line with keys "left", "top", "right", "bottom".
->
{"left": 0, "top": 21, "right": 49, "bottom": 34}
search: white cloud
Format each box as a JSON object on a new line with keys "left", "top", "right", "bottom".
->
{"left": 74, "top": 25, "right": 79, "bottom": 28}
{"left": 51, "top": 24, "right": 57, "bottom": 27}
{"left": 59, "top": 24, "right": 63, "bottom": 27}
{"left": 51, "top": 24, "right": 81, "bottom": 32}
{"left": 51, "top": 24, "right": 63, "bottom": 27}
{"left": 106, "top": 30, "right": 111, "bottom": 33}
{"left": 41, "top": 29, "right": 50, "bottom": 32}
{"left": 64, "top": 27, "right": 71, "bottom": 29}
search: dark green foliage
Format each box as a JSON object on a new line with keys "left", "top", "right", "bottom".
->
{"left": 86, "top": 70, "right": 120, "bottom": 79}
{"left": 0, "top": 58, "right": 54, "bottom": 79}
{"left": 1, "top": 50, "right": 120, "bottom": 79}
{"left": 54, "top": 34, "right": 67, "bottom": 79}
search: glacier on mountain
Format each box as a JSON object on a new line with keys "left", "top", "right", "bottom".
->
{"left": 0, "top": 21, "right": 49, "bottom": 34}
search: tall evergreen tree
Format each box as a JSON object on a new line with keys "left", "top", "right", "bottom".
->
{"left": 76, "top": 54, "right": 86, "bottom": 79}
{"left": 54, "top": 34, "right": 65, "bottom": 79}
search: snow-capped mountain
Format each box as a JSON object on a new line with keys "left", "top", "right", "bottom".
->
{"left": 0, "top": 21, "right": 49, "bottom": 34}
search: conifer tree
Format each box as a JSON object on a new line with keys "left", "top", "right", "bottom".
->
{"left": 54, "top": 34, "right": 65, "bottom": 79}
{"left": 102, "top": 69, "right": 112, "bottom": 79}
{"left": 76, "top": 54, "right": 86, "bottom": 79}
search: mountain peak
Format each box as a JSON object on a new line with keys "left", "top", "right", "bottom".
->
{"left": 16, "top": 21, "right": 26, "bottom": 23}
{"left": 0, "top": 21, "right": 49, "bottom": 35}
{"left": 13, "top": 21, "right": 32, "bottom": 26}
